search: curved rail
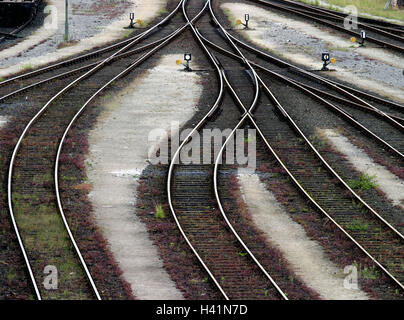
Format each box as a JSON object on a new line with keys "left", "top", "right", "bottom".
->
{"left": 166, "top": 0, "right": 229, "bottom": 299}
{"left": 199, "top": 33, "right": 404, "bottom": 159}
{"left": 249, "top": 0, "right": 404, "bottom": 54}
{"left": 54, "top": 0, "right": 210, "bottom": 301}
{"left": 7, "top": 0, "right": 185, "bottom": 300}
{"left": 0, "top": 0, "right": 183, "bottom": 87}
{"left": 0, "top": 35, "right": 174, "bottom": 102}
{"left": 214, "top": 68, "right": 288, "bottom": 300}
{"left": 208, "top": 0, "right": 404, "bottom": 291}
{"left": 269, "top": 0, "right": 404, "bottom": 42}
{"left": 208, "top": 6, "right": 404, "bottom": 237}
{"left": 223, "top": 32, "right": 404, "bottom": 132}
{"left": 207, "top": 0, "right": 288, "bottom": 300}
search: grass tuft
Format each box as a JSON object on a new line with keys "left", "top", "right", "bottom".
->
{"left": 296, "top": 0, "right": 404, "bottom": 22}
{"left": 154, "top": 204, "right": 165, "bottom": 219}
{"left": 348, "top": 173, "right": 377, "bottom": 190}
{"left": 346, "top": 219, "right": 369, "bottom": 231}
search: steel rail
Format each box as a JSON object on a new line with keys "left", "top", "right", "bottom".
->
{"left": 255, "top": 76, "right": 404, "bottom": 292}
{"left": 166, "top": 0, "right": 229, "bottom": 300}
{"left": 226, "top": 32, "right": 404, "bottom": 114}
{"left": 221, "top": 31, "right": 404, "bottom": 131}
{"left": 286, "top": 81, "right": 404, "bottom": 124}
{"left": 7, "top": 0, "right": 185, "bottom": 300}
{"left": 215, "top": 69, "right": 288, "bottom": 300}
{"left": 249, "top": 0, "right": 404, "bottom": 53}
{"left": 207, "top": 2, "right": 404, "bottom": 291}
{"left": 215, "top": 67, "right": 404, "bottom": 294}
{"left": 270, "top": 0, "right": 404, "bottom": 33}
{"left": 200, "top": 9, "right": 404, "bottom": 241}
{"left": 0, "top": 1, "right": 183, "bottom": 87}
{"left": 206, "top": 0, "right": 288, "bottom": 300}
{"left": 225, "top": 28, "right": 404, "bottom": 112}
{"left": 0, "top": 35, "right": 174, "bottom": 102}
{"left": 198, "top": 30, "right": 404, "bottom": 159}
{"left": 54, "top": 1, "right": 208, "bottom": 300}
{"left": 269, "top": 0, "right": 404, "bottom": 43}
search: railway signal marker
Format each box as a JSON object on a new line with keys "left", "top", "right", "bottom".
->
{"left": 129, "top": 12, "right": 135, "bottom": 28}
{"left": 176, "top": 53, "right": 192, "bottom": 71}
{"left": 360, "top": 30, "right": 366, "bottom": 47}
{"left": 126, "top": 13, "right": 141, "bottom": 29}
{"left": 321, "top": 52, "right": 336, "bottom": 71}
{"left": 236, "top": 14, "right": 250, "bottom": 29}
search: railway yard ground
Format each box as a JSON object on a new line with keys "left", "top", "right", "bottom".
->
{"left": 0, "top": 0, "right": 404, "bottom": 310}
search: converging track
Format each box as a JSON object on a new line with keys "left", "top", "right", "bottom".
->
{"left": 1, "top": 0, "right": 403, "bottom": 300}
{"left": 250, "top": 0, "right": 404, "bottom": 54}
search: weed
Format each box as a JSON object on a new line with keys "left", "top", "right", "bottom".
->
{"left": 348, "top": 174, "right": 377, "bottom": 191}
{"left": 123, "top": 30, "right": 132, "bottom": 38}
{"left": 361, "top": 266, "right": 379, "bottom": 280}
{"left": 22, "top": 64, "right": 34, "bottom": 71}
{"left": 155, "top": 204, "right": 165, "bottom": 219}
{"left": 157, "top": 8, "right": 169, "bottom": 15}
{"left": 346, "top": 219, "right": 369, "bottom": 232}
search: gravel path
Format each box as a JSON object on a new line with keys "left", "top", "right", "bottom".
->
{"left": 0, "top": 0, "right": 166, "bottom": 78}
{"left": 86, "top": 54, "right": 202, "bottom": 300}
{"left": 238, "top": 173, "right": 370, "bottom": 300}
{"left": 319, "top": 129, "right": 404, "bottom": 209}
{"left": 221, "top": 2, "right": 404, "bottom": 102}
{"left": 299, "top": 0, "right": 404, "bottom": 25}
{"left": 0, "top": 115, "right": 7, "bottom": 128}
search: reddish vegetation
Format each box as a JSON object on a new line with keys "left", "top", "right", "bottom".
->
{"left": 135, "top": 174, "right": 221, "bottom": 300}
{"left": 341, "top": 130, "right": 404, "bottom": 180}
{"left": 256, "top": 155, "right": 403, "bottom": 299}
{"left": 58, "top": 107, "right": 134, "bottom": 300}
{"left": 223, "top": 172, "right": 320, "bottom": 300}
{"left": 0, "top": 127, "right": 31, "bottom": 299}
{"left": 72, "top": 0, "right": 132, "bottom": 20}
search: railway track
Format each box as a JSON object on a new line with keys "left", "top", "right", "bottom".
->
{"left": 4, "top": 0, "right": 198, "bottom": 300}
{"left": 1, "top": 0, "right": 403, "bottom": 300}
{"left": 270, "top": 0, "right": 404, "bottom": 35}
{"left": 249, "top": 0, "right": 404, "bottom": 54}
{"left": 203, "top": 0, "right": 404, "bottom": 293}
{"left": 165, "top": 0, "right": 299, "bottom": 300}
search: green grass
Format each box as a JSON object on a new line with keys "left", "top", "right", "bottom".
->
{"left": 348, "top": 173, "right": 378, "bottom": 191}
{"left": 154, "top": 204, "right": 165, "bottom": 219}
{"left": 123, "top": 30, "right": 132, "bottom": 38}
{"left": 327, "top": 46, "right": 350, "bottom": 52}
{"left": 297, "top": 0, "right": 404, "bottom": 22}
{"left": 157, "top": 8, "right": 169, "bottom": 15}
{"left": 12, "top": 186, "right": 91, "bottom": 299}
{"left": 361, "top": 266, "right": 380, "bottom": 280}
{"left": 222, "top": 8, "right": 238, "bottom": 27}
{"left": 22, "top": 64, "right": 34, "bottom": 71}
{"left": 346, "top": 219, "right": 369, "bottom": 231}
